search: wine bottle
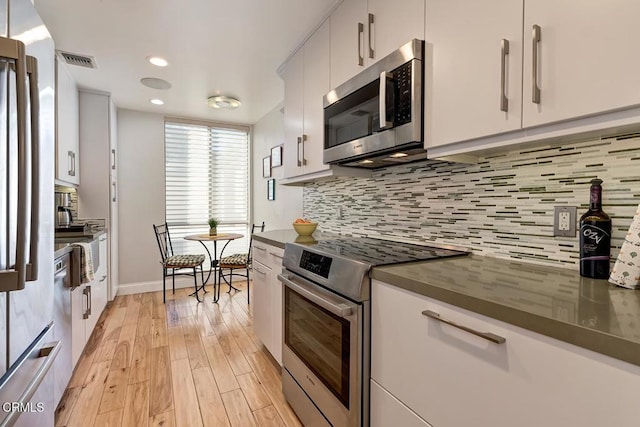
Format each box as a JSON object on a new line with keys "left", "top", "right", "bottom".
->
{"left": 579, "top": 179, "right": 612, "bottom": 279}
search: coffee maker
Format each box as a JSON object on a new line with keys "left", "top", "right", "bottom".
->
{"left": 55, "top": 192, "right": 73, "bottom": 228}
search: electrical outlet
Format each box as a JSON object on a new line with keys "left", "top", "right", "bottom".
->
{"left": 553, "top": 206, "right": 577, "bottom": 237}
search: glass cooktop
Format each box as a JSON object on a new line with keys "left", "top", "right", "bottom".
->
{"left": 302, "top": 237, "right": 468, "bottom": 267}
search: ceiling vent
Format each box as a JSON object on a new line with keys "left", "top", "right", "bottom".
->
{"left": 57, "top": 50, "right": 97, "bottom": 69}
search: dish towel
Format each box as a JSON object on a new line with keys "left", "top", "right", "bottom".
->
{"left": 609, "top": 203, "right": 640, "bottom": 289}
{"left": 71, "top": 242, "right": 95, "bottom": 284}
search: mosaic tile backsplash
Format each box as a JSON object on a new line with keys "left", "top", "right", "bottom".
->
{"left": 303, "top": 135, "right": 640, "bottom": 269}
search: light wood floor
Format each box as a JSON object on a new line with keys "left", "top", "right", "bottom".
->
{"left": 54, "top": 281, "right": 302, "bottom": 427}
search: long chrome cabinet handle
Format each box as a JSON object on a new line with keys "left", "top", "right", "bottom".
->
{"left": 532, "top": 24, "right": 541, "bottom": 104}
{"left": 111, "top": 148, "right": 116, "bottom": 170}
{"left": 111, "top": 181, "right": 116, "bottom": 202}
{"left": 296, "top": 136, "right": 302, "bottom": 167}
{"left": 357, "top": 22, "right": 364, "bottom": 66}
{"left": 68, "top": 151, "right": 74, "bottom": 176}
{"left": 500, "top": 39, "right": 509, "bottom": 112}
{"left": 26, "top": 56, "right": 40, "bottom": 282}
{"left": 0, "top": 37, "right": 28, "bottom": 292}
{"left": 379, "top": 71, "right": 393, "bottom": 129}
{"left": 82, "top": 287, "right": 90, "bottom": 319}
{"left": 301, "top": 134, "right": 307, "bottom": 166}
{"left": 368, "top": 13, "right": 375, "bottom": 59}
{"left": 422, "top": 309, "right": 506, "bottom": 344}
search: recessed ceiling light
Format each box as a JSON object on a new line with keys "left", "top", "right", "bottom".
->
{"left": 150, "top": 99, "right": 164, "bottom": 105}
{"left": 360, "top": 159, "right": 374, "bottom": 164}
{"left": 140, "top": 77, "right": 172, "bottom": 90}
{"left": 389, "top": 152, "right": 408, "bottom": 158}
{"left": 147, "top": 56, "right": 168, "bottom": 67}
{"left": 207, "top": 95, "right": 241, "bottom": 110}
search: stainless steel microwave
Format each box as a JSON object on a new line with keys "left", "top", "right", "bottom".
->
{"left": 323, "top": 39, "right": 425, "bottom": 168}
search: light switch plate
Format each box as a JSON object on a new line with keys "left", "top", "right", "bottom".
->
{"left": 553, "top": 206, "right": 577, "bottom": 237}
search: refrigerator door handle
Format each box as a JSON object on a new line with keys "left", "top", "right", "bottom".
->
{"left": 26, "top": 56, "right": 40, "bottom": 282}
{"left": 0, "top": 37, "right": 29, "bottom": 292}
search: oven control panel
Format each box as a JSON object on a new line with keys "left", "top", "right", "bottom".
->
{"left": 300, "top": 250, "right": 333, "bottom": 279}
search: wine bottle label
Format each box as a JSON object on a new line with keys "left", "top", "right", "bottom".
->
{"left": 580, "top": 223, "right": 611, "bottom": 258}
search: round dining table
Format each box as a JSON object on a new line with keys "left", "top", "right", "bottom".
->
{"left": 184, "top": 233, "right": 244, "bottom": 302}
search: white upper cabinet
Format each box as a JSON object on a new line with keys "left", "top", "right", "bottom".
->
{"left": 367, "top": 0, "right": 425, "bottom": 64}
{"left": 55, "top": 57, "right": 80, "bottom": 185}
{"left": 330, "top": 0, "right": 367, "bottom": 89}
{"left": 426, "top": 0, "right": 523, "bottom": 148}
{"left": 330, "top": 0, "right": 425, "bottom": 89}
{"left": 427, "top": 0, "right": 640, "bottom": 152}
{"left": 521, "top": 0, "right": 640, "bottom": 128}
{"left": 283, "top": 20, "right": 331, "bottom": 180}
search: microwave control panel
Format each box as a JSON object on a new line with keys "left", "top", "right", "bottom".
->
{"left": 394, "top": 60, "right": 413, "bottom": 125}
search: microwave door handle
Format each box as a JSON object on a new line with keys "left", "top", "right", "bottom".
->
{"left": 0, "top": 37, "right": 29, "bottom": 291}
{"left": 26, "top": 56, "right": 40, "bottom": 282}
{"left": 379, "top": 71, "right": 393, "bottom": 130}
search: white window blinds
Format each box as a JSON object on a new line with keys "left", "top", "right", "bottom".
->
{"left": 164, "top": 120, "right": 250, "bottom": 259}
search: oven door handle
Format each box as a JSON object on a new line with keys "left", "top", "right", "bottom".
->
{"left": 278, "top": 273, "right": 354, "bottom": 318}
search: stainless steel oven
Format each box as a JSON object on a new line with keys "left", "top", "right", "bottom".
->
{"left": 279, "top": 237, "right": 469, "bottom": 426}
{"left": 279, "top": 271, "right": 366, "bottom": 427}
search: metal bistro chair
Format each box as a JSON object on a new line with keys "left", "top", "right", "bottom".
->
{"left": 218, "top": 222, "right": 265, "bottom": 304}
{"left": 153, "top": 223, "right": 206, "bottom": 303}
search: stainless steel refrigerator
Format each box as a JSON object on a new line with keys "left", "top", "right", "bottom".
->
{"left": 0, "top": 0, "right": 58, "bottom": 425}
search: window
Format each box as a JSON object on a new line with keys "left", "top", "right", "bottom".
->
{"left": 164, "top": 119, "right": 250, "bottom": 260}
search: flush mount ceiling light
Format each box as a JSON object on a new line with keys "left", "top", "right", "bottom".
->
{"left": 147, "top": 56, "right": 168, "bottom": 67}
{"left": 150, "top": 99, "right": 164, "bottom": 105}
{"left": 389, "top": 152, "right": 409, "bottom": 158}
{"left": 207, "top": 95, "right": 241, "bottom": 110}
{"left": 140, "top": 77, "right": 172, "bottom": 90}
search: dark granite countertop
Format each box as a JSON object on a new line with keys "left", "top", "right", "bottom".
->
{"left": 252, "top": 229, "right": 640, "bottom": 366}
{"left": 372, "top": 254, "right": 640, "bottom": 367}
{"left": 54, "top": 228, "right": 106, "bottom": 259}
{"left": 252, "top": 229, "right": 339, "bottom": 249}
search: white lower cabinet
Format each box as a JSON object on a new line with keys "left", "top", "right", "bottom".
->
{"left": 70, "top": 236, "right": 109, "bottom": 365}
{"left": 371, "top": 279, "right": 640, "bottom": 427}
{"left": 251, "top": 241, "right": 284, "bottom": 365}
{"left": 370, "top": 380, "right": 431, "bottom": 427}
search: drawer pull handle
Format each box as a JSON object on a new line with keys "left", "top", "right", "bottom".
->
{"left": 269, "top": 252, "right": 283, "bottom": 259}
{"left": 422, "top": 310, "right": 506, "bottom": 344}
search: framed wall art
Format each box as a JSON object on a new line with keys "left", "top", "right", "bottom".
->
{"left": 271, "top": 144, "right": 283, "bottom": 167}
{"left": 267, "top": 179, "right": 275, "bottom": 200}
{"left": 262, "top": 156, "right": 271, "bottom": 178}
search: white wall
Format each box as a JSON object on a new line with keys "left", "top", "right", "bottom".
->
{"left": 117, "top": 109, "right": 166, "bottom": 290}
{"left": 116, "top": 104, "right": 302, "bottom": 294}
{"left": 252, "top": 103, "right": 303, "bottom": 229}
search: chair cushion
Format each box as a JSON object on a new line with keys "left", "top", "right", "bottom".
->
{"left": 219, "top": 253, "right": 248, "bottom": 266}
{"left": 164, "top": 254, "right": 205, "bottom": 267}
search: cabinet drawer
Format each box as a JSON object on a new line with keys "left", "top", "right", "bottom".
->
{"left": 252, "top": 241, "right": 270, "bottom": 265}
{"left": 252, "top": 241, "right": 283, "bottom": 270}
{"left": 371, "top": 279, "right": 640, "bottom": 427}
{"left": 370, "top": 380, "right": 432, "bottom": 427}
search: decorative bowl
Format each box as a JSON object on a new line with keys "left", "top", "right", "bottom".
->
{"left": 292, "top": 222, "right": 318, "bottom": 236}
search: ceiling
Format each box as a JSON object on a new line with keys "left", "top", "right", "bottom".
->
{"left": 34, "top": 0, "right": 339, "bottom": 125}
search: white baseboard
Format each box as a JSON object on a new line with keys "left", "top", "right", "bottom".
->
{"left": 117, "top": 277, "right": 196, "bottom": 296}
{"left": 116, "top": 269, "right": 249, "bottom": 296}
